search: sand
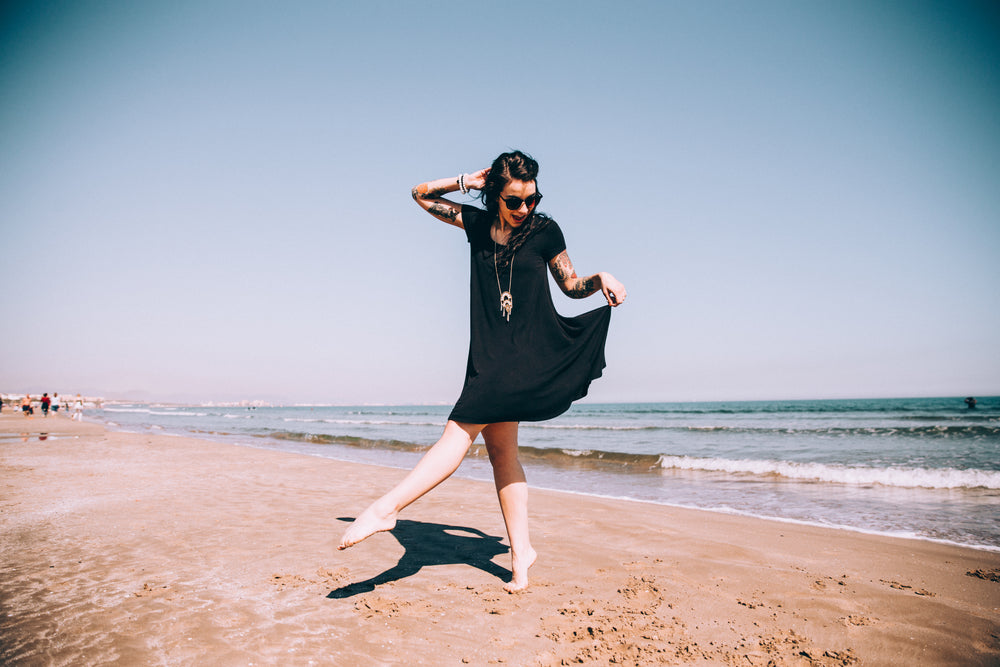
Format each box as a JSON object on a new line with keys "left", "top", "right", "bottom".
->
{"left": 1, "top": 413, "right": 998, "bottom": 665}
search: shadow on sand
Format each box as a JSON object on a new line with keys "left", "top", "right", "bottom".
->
{"left": 328, "top": 517, "right": 510, "bottom": 599}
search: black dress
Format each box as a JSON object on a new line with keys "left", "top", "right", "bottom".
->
{"left": 448, "top": 205, "right": 612, "bottom": 424}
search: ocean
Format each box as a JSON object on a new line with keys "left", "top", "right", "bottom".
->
{"left": 93, "top": 397, "right": 1000, "bottom": 550}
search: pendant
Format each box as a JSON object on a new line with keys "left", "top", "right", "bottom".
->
{"left": 499, "top": 291, "right": 513, "bottom": 321}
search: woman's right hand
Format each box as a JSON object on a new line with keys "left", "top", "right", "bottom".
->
{"left": 464, "top": 168, "right": 490, "bottom": 191}
{"left": 599, "top": 272, "right": 627, "bottom": 307}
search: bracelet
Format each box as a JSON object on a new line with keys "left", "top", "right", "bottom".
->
{"left": 458, "top": 173, "right": 469, "bottom": 195}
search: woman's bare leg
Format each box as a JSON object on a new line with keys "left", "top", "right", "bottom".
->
{"left": 482, "top": 422, "right": 536, "bottom": 592}
{"left": 338, "top": 420, "right": 482, "bottom": 550}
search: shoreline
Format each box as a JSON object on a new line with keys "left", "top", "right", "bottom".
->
{"left": 512, "top": 483, "right": 1000, "bottom": 555}
{"left": 94, "top": 414, "right": 1000, "bottom": 553}
{"left": 2, "top": 414, "right": 998, "bottom": 665}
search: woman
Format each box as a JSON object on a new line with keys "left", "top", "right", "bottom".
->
{"left": 338, "top": 151, "right": 626, "bottom": 592}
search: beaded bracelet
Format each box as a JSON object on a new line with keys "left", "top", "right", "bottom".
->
{"left": 458, "top": 173, "right": 469, "bottom": 195}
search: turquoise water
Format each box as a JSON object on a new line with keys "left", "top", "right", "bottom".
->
{"left": 94, "top": 397, "right": 1000, "bottom": 549}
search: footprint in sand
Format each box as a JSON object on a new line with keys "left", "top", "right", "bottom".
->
{"left": 966, "top": 568, "right": 1000, "bottom": 583}
{"left": 271, "top": 566, "right": 351, "bottom": 591}
{"left": 134, "top": 582, "right": 171, "bottom": 598}
{"left": 881, "top": 579, "right": 935, "bottom": 597}
{"left": 842, "top": 614, "right": 877, "bottom": 626}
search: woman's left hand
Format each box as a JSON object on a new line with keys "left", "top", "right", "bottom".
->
{"left": 464, "top": 168, "right": 490, "bottom": 191}
{"left": 599, "top": 272, "right": 627, "bottom": 307}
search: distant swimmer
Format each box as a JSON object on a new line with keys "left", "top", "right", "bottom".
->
{"left": 965, "top": 397, "right": 977, "bottom": 409}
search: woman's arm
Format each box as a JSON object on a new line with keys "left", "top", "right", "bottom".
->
{"left": 411, "top": 168, "right": 489, "bottom": 229}
{"left": 549, "top": 250, "right": 627, "bottom": 307}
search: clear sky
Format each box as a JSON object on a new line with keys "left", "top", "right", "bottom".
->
{"left": 2, "top": 1, "right": 998, "bottom": 405}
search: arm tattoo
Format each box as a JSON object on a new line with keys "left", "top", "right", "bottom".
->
{"left": 551, "top": 251, "right": 598, "bottom": 298}
{"left": 565, "top": 277, "right": 596, "bottom": 298}
{"left": 428, "top": 203, "right": 458, "bottom": 222}
{"left": 551, "top": 252, "right": 577, "bottom": 283}
{"left": 412, "top": 183, "right": 448, "bottom": 201}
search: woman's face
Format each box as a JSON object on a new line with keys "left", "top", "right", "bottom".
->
{"left": 497, "top": 179, "right": 539, "bottom": 229}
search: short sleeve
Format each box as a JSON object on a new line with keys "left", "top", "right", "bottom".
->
{"left": 461, "top": 205, "right": 487, "bottom": 244}
{"left": 536, "top": 219, "right": 567, "bottom": 262}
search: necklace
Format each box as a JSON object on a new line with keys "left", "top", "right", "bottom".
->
{"left": 494, "top": 238, "right": 513, "bottom": 322}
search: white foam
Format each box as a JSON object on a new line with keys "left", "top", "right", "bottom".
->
{"left": 655, "top": 455, "right": 1000, "bottom": 489}
{"left": 282, "top": 417, "right": 440, "bottom": 427}
{"left": 148, "top": 411, "right": 208, "bottom": 417}
{"left": 528, "top": 423, "right": 652, "bottom": 431}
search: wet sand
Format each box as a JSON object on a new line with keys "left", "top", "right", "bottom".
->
{"left": 1, "top": 414, "right": 998, "bottom": 665}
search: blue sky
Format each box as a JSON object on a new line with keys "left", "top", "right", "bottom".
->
{"left": 2, "top": 1, "right": 998, "bottom": 404}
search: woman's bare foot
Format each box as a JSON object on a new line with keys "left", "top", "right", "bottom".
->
{"left": 338, "top": 503, "right": 397, "bottom": 550}
{"left": 503, "top": 546, "right": 537, "bottom": 593}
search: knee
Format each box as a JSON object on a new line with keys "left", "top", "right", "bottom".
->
{"left": 485, "top": 441, "right": 520, "bottom": 469}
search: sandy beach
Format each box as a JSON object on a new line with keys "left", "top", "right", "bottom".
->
{"left": 1, "top": 413, "right": 998, "bottom": 665}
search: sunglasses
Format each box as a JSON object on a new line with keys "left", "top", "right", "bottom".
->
{"left": 501, "top": 192, "right": 543, "bottom": 210}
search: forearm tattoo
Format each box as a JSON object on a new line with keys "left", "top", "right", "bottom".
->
{"left": 566, "top": 277, "right": 597, "bottom": 298}
{"left": 551, "top": 251, "right": 598, "bottom": 298}
{"left": 428, "top": 203, "right": 458, "bottom": 222}
{"left": 411, "top": 183, "right": 448, "bottom": 201}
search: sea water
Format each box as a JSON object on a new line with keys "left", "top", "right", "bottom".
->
{"left": 94, "top": 397, "right": 1000, "bottom": 550}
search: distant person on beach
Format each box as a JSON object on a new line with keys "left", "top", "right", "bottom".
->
{"left": 21, "top": 395, "right": 33, "bottom": 417}
{"left": 965, "top": 397, "right": 977, "bottom": 409}
{"left": 72, "top": 394, "right": 84, "bottom": 421}
{"left": 51, "top": 393, "right": 60, "bottom": 414}
{"left": 338, "top": 151, "right": 627, "bottom": 591}
{"left": 41, "top": 393, "right": 51, "bottom": 417}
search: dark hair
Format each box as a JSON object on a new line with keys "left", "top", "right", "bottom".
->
{"left": 481, "top": 150, "right": 551, "bottom": 268}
